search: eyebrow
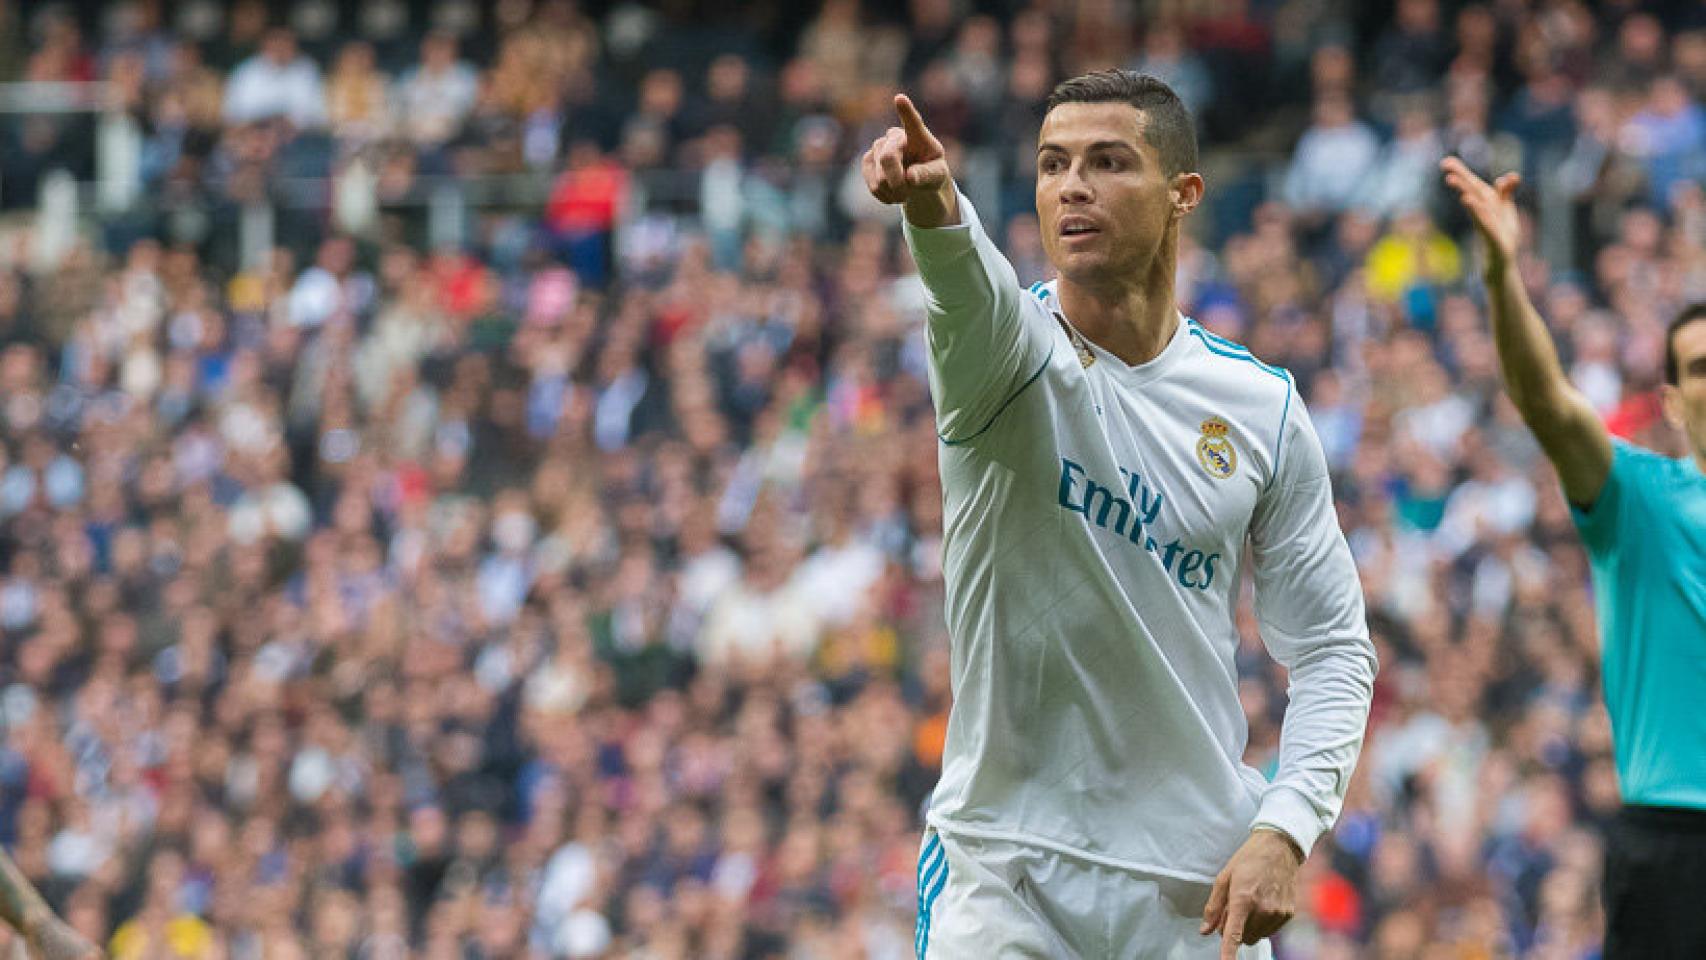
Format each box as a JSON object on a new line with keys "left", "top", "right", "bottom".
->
{"left": 1037, "top": 140, "right": 1140, "bottom": 155}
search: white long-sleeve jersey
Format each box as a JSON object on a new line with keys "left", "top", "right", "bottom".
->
{"left": 908, "top": 192, "right": 1377, "bottom": 884}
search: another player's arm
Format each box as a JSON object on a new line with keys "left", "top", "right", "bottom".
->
{"left": 1441, "top": 157, "right": 1613, "bottom": 507}
{"left": 1204, "top": 397, "right": 1378, "bottom": 958}
{"left": 0, "top": 851, "right": 101, "bottom": 959}
{"left": 867, "top": 95, "right": 1050, "bottom": 443}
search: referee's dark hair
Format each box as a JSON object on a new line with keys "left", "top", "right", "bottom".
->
{"left": 1666, "top": 303, "right": 1706, "bottom": 385}
{"left": 1045, "top": 70, "right": 1198, "bottom": 178}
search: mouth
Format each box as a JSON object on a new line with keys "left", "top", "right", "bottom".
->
{"left": 1058, "top": 217, "right": 1101, "bottom": 240}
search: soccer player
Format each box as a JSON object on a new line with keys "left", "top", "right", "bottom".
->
{"left": 1443, "top": 156, "right": 1706, "bottom": 959}
{"left": 1, "top": 850, "right": 102, "bottom": 959}
{"left": 863, "top": 70, "right": 1377, "bottom": 958}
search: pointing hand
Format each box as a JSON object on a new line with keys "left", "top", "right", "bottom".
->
{"left": 862, "top": 94, "right": 952, "bottom": 205}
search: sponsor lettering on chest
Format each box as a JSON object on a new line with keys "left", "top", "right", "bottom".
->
{"left": 1055, "top": 456, "right": 1223, "bottom": 591}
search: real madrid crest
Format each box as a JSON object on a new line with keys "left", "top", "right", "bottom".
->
{"left": 1196, "top": 417, "right": 1237, "bottom": 479}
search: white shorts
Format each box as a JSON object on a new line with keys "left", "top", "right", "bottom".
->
{"left": 914, "top": 826, "right": 1274, "bottom": 960}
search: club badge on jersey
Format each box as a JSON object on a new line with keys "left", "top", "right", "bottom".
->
{"left": 1196, "top": 417, "right": 1237, "bottom": 479}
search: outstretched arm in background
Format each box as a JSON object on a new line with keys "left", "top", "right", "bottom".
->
{"left": 1440, "top": 156, "right": 1613, "bottom": 507}
{"left": 0, "top": 851, "right": 101, "bottom": 959}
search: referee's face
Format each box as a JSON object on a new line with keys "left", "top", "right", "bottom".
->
{"left": 1663, "top": 318, "right": 1706, "bottom": 463}
{"left": 1035, "top": 103, "right": 1196, "bottom": 288}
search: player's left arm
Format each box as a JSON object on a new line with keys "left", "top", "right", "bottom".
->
{"left": 1202, "top": 386, "right": 1377, "bottom": 956}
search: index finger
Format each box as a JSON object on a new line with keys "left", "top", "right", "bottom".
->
{"left": 1439, "top": 156, "right": 1489, "bottom": 192}
{"left": 1220, "top": 903, "right": 1248, "bottom": 960}
{"left": 895, "top": 94, "right": 932, "bottom": 146}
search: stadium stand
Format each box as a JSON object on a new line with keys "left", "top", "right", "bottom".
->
{"left": 0, "top": 0, "right": 1702, "bottom": 956}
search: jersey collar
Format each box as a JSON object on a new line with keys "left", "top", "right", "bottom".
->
{"left": 1046, "top": 285, "right": 1192, "bottom": 387}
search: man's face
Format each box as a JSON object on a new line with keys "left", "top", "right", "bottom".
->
{"left": 264, "top": 32, "right": 296, "bottom": 65}
{"left": 1035, "top": 103, "right": 1194, "bottom": 287}
{"left": 1663, "top": 318, "right": 1706, "bottom": 463}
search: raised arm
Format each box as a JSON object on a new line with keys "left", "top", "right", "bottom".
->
{"left": 1441, "top": 157, "right": 1613, "bottom": 507}
{"left": 1, "top": 851, "right": 101, "bottom": 959}
{"left": 866, "top": 95, "right": 1053, "bottom": 445}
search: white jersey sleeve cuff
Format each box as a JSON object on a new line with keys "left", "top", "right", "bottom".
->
{"left": 901, "top": 188, "right": 976, "bottom": 263}
{"left": 1252, "top": 785, "right": 1327, "bottom": 857}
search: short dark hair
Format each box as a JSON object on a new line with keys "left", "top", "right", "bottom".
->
{"left": 1044, "top": 69, "right": 1198, "bottom": 177}
{"left": 1667, "top": 302, "right": 1706, "bottom": 385}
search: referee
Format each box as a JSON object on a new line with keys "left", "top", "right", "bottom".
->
{"left": 1443, "top": 157, "right": 1706, "bottom": 958}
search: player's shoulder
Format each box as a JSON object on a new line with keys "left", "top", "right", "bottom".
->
{"left": 1020, "top": 278, "right": 1072, "bottom": 345}
{"left": 1610, "top": 438, "right": 1694, "bottom": 490}
{"left": 1023, "top": 279, "right": 1057, "bottom": 312}
{"left": 1176, "top": 319, "right": 1304, "bottom": 475}
{"left": 1178, "top": 318, "right": 1294, "bottom": 400}
{"left": 1611, "top": 437, "right": 1668, "bottom": 467}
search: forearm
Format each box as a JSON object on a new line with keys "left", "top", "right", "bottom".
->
{"left": 903, "top": 186, "right": 1020, "bottom": 326}
{"left": 1484, "top": 261, "right": 1573, "bottom": 416}
{"left": 1483, "top": 261, "right": 1612, "bottom": 504}
{"left": 903, "top": 188, "right": 1048, "bottom": 443}
{"left": 1256, "top": 638, "right": 1377, "bottom": 855}
{"left": 0, "top": 851, "right": 51, "bottom": 936}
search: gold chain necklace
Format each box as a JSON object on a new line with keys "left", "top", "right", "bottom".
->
{"left": 1053, "top": 310, "right": 1097, "bottom": 368}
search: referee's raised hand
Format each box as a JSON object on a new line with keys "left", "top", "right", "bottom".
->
{"left": 862, "top": 94, "right": 958, "bottom": 228}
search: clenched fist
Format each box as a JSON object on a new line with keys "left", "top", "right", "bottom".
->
{"left": 862, "top": 94, "right": 958, "bottom": 228}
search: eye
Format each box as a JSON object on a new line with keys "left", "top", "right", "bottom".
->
{"left": 1096, "top": 155, "right": 1123, "bottom": 171}
{"left": 1039, "top": 156, "right": 1064, "bottom": 175}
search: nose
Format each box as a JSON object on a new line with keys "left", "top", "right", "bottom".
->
{"left": 1058, "top": 160, "right": 1093, "bottom": 205}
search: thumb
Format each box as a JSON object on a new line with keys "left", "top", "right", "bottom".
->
{"left": 905, "top": 160, "right": 947, "bottom": 188}
{"left": 1201, "top": 870, "right": 1230, "bottom": 934}
{"left": 1495, "top": 172, "right": 1522, "bottom": 200}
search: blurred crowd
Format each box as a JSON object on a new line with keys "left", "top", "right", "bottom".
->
{"left": 0, "top": 0, "right": 1703, "bottom": 957}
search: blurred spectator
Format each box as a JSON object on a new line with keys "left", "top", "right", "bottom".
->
{"left": 1602, "top": 12, "right": 1667, "bottom": 94}
{"left": 1621, "top": 74, "right": 1706, "bottom": 208}
{"left": 393, "top": 32, "right": 479, "bottom": 157}
{"left": 1373, "top": 0, "right": 1451, "bottom": 104}
{"left": 324, "top": 41, "right": 389, "bottom": 149}
{"left": 545, "top": 143, "right": 630, "bottom": 287}
{"left": 1500, "top": 51, "right": 1577, "bottom": 180}
{"left": 1129, "top": 20, "right": 1213, "bottom": 125}
{"left": 1358, "top": 101, "right": 1445, "bottom": 219}
{"left": 1364, "top": 209, "right": 1462, "bottom": 311}
{"left": 798, "top": 0, "right": 905, "bottom": 113}
{"left": 222, "top": 28, "right": 326, "bottom": 129}
{"left": 1283, "top": 93, "right": 1380, "bottom": 221}
{"left": 700, "top": 54, "right": 772, "bottom": 157}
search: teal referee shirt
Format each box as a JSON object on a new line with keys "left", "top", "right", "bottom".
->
{"left": 1571, "top": 440, "right": 1706, "bottom": 810}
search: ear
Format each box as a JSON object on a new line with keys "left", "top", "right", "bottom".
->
{"left": 1660, "top": 383, "right": 1685, "bottom": 431}
{"left": 1171, "top": 172, "right": 1205, "bottom": 218}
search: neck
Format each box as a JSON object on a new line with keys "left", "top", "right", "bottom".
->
{"left": 1055, "top": 239, "right": 1179, "bottom": 366}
